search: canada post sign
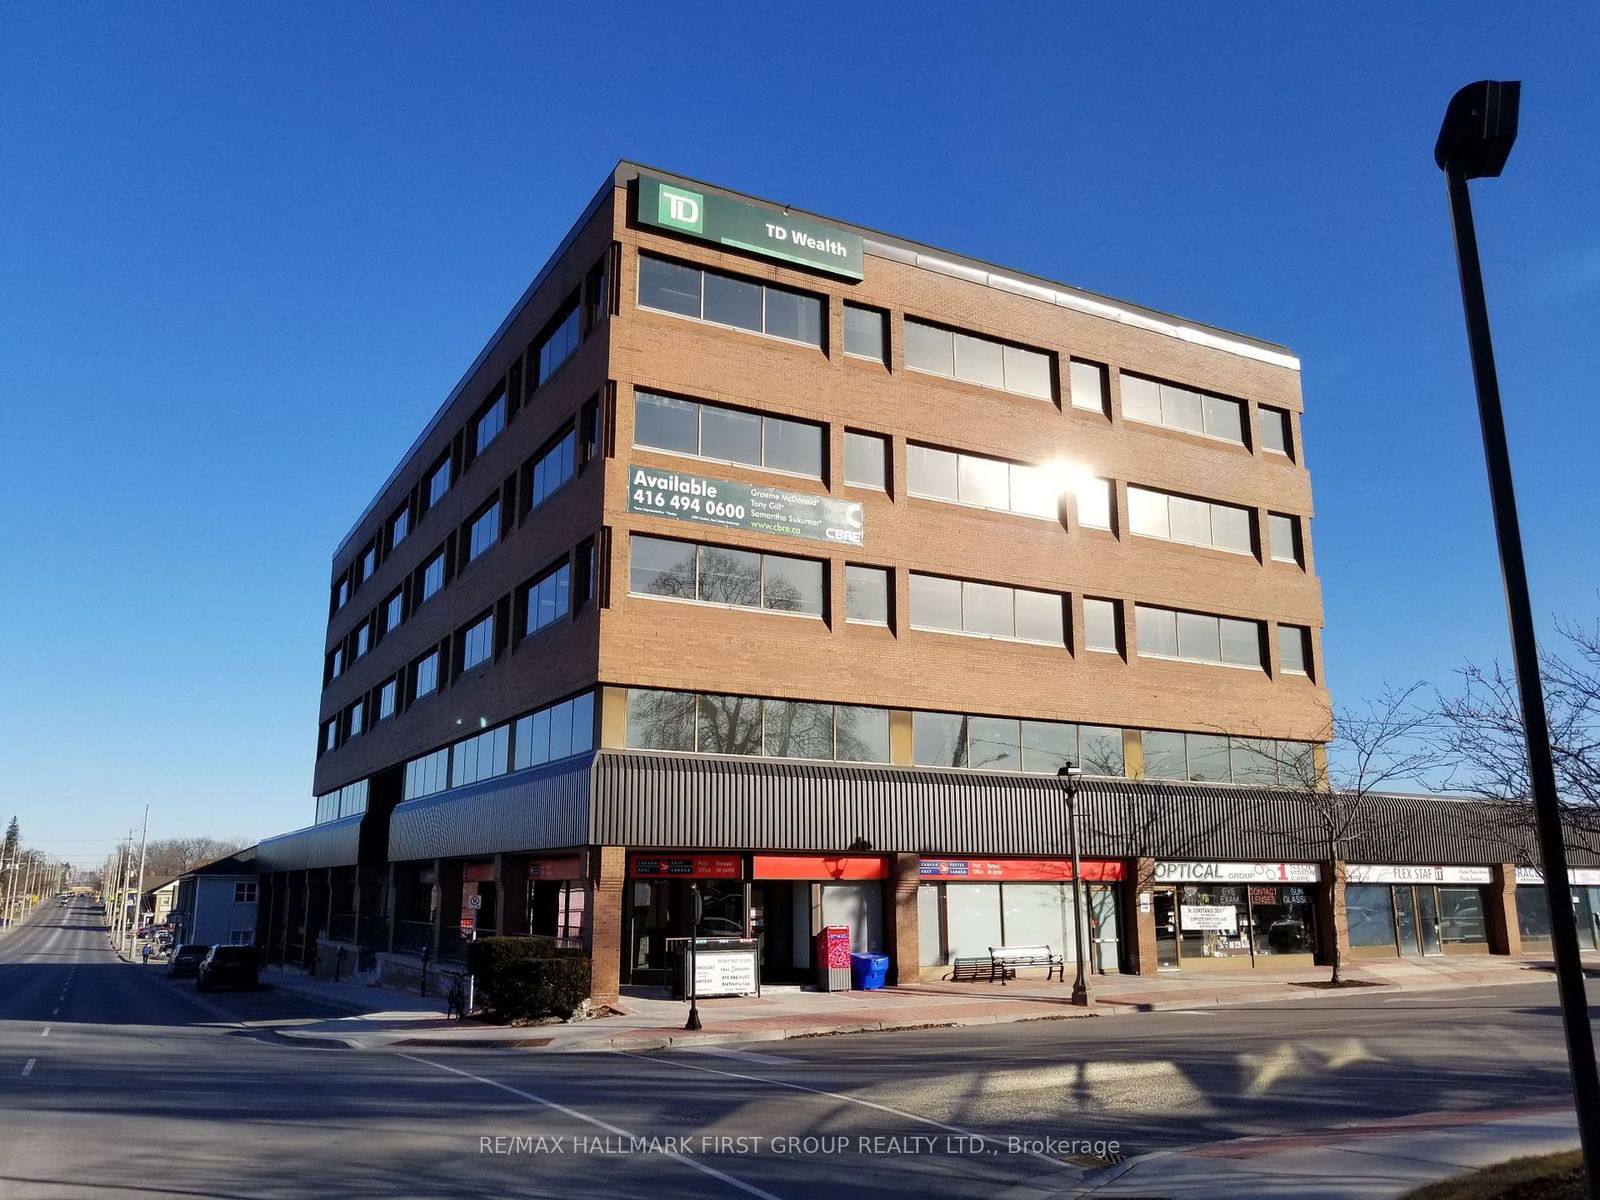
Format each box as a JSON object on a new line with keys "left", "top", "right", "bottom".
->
{"left": 638, "top": 175, "right": 864, "bottom": 280}
{"left": 628, "top": 464, "right": 864, "bottom": 546}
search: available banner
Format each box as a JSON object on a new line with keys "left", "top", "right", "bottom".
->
{"left": 628, "top": 463, "right": 864, "bottom": 546}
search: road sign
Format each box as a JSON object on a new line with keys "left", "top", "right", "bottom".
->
{"left": 466, "top": 894, "right": 482, "bottom": 910}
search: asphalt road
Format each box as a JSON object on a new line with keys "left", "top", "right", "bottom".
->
{"left": 0, "top": 899, "right": 1586, "bottom": 1199}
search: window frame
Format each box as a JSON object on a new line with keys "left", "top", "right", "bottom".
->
{"left": 633, "top": 389, "right": 823, "bottom": 481}
{"left": 636, "top": 253, "right": 825, "bottom": 349}
{"left": 902, "top": 317, "right": 1055, "bottom": 402}
{"left": 908, "top": 571, "right": 1066, "bottom": 646}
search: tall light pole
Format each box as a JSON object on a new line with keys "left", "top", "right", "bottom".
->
{"left": 1436, "top": 79, "right": 1600, "bottom": 1188}
{"left": 1057, "top": 764, "right": 1092, "bottom": 1006}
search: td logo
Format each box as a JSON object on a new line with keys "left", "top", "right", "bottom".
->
{"left": 657, "top": 183, "right": 704, "bottom": 234}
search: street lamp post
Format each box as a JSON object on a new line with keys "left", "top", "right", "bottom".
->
{"left": 1057, "top": 764, "right": 1092, "bottom": 1006}
{"left": 685, "top": 883, "right": 703, "bottom": 1031}
{"left": 1436, "top": 79, "right": 1600, "bottom": 1189}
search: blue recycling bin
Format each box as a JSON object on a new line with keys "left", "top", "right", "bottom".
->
{"left": 850, "top": 952, "right": 889, "bottom": 990}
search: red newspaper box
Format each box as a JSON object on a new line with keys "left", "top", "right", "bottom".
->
{"left": 815, "top": 924, "right": 851, "bottom": 991}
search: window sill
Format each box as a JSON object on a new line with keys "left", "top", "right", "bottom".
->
{"left": 910, "top": 625, "right": 1066, "bottom": 649}
{"left": 630, "top": 443, "right": 823, "bottom": 485}
{"left": 1131, "top": 532, "right": 1254, "bottom": 558}
{"left": 905, "top": 364, "right": 1054, "bottom": 404}
{"left": 906, "top": 491, "right": 1062, "bottom": 525}
{"left": 1137, "top": 652, "right": 1264, "bottom": 672}
{"left": 630, "top": 591, "right": 824, "bottom": 621}
{"left": 637, "top": 303, "right": 824, "bottom": 352}
{"left": 1122, "top": 415, "right": 1250, "bottom": 452}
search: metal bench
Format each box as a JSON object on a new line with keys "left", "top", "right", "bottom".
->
{"left": 950, "top": 957, "right": 992, "bottom": 982}
{"left": 987, "top": 944, "right": 1065, "bottom": 985}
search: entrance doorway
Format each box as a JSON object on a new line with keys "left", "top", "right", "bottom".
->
{"left": 1394, "top": 885, "right": 1443, "bottom": 956}
{"left": 1153, "top": 888, "right": 1179, "bottom": 970}
{"left": 750, "top": 881, "right": 810, "bottom": 983}
{"left": 627, "top": 878, "right": 748, "bottom": 983}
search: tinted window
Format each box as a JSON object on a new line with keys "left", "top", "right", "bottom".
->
{"left": 844, "top": 431, "right": 888, "bottom": 489}
{"left": 903, "top": 320, "right": 953, "bottom": 376}
{"left": 845, "top": 565, "right": 890, "bottom": 624}
{"left": 635, "top": 391, "right": 699, "bottom": 455}
{"left": 843, "top": 304, "right": 886, "bottom": 361}
{"left": 762, "top": 415, "right": 822, "bottom": 476}
{"left": 1070, "top": 360, "right": 1108, "bottom": 413}
{"left": 763, "top": 700, "right": 834, "bottom": 760}
{"left": 762, "top": 554, "right": 823, "bottom": 615}
{"left": 700, "top": 404, "right": 761, "bottom": 464}
{"left": 967, "top": 717, "right": 1021, "bottom": 771}
{"left": 703, "top": 271, "right": 762, "bottom": 331}
{"left": 835, "top": 705, "right": 891, "bottom": 763}
{"left": 638, "top": 255, "right": 701, "bottom": 318}
{"left": 1269, "top": 513, "right": 1300, "bottom": 563}
{"left": 1083, "top": 598, "right": 1119, "bottom": 652}
{"left": 1261, "top": 406, "right": 1292, "bottom": 455}
{"left": 906, "top": 444, "right": 958, "bottom": 500}
{"left": 625, "top": 688, "right": 697, "bottom": 751}
{"left": 630, "top": 535, "right": 696, "bottom": 598}
{"left": 909, "top": 573, "right": 962, "bottom": 632}
{"left": 913, "top": 711, "right": 966, "bottom": 767}
{"left": 421, "top": 553, "right": 445, "bottom": 601}
{"left": 763, "top": 286, "right": 823, "bottom": 345}
{"left": 1142, "top": 730, "right": 1187, "bottom": 780}
{"left": 1278, "top": 624, "right": 1309, "bottom": 674}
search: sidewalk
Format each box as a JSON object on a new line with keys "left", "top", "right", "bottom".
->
{"left": 1061, "top": 1103, "right": 1578, "bottom": 1198}
{"left": 256, "top": 952, "right": 1575, "bottom": 1052}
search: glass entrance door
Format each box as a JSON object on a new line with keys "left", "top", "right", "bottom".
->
{"left": 1153, "top": 888, "right": 1179, "bottom": 970}
{"left": 1574, "top": 889, "right": 1599, "bottom": 951}
{"left": 1394, "top": 886, "right": 1420, "bottom": 956}
{"left": 1415, "top": 886, "right": 1443, "bottom": 955}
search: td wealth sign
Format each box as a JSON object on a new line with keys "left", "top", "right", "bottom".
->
{"left": 637, "top": 175, "right": 864, "bottom": 280}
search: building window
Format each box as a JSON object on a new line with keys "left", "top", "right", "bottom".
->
{"left": 1069, "top": 360, "right": 1109, "bottom": 414}
{"left": 845, "top": 564, "right": 890, "bottom": 625}
{"left": 903, "top": 318, "right": 1053, "bottom": 400}
{"left": 906, "top": 443, "right": 1061, "bottom": 520}
{"left": 403, "top": 746, "right": 449, "bottom": 800}
{"left": 475, "top": 390, "right": 507, "bottom": 455}
{"left": 228, "top": 930, "right": 254, "bottom": 946}
{"left": 624, "top": 689, "right": 889, "bottom": 763}
{"left": 843, "top": 303, "right": 887, "bottom": 362}
{"left": 426, "top": 455, "right": 452, "bottom": 509}
{"left": 1278, "top": 624, "right": 1311, "bottom": 675}
{"left": 322, "top": 719, "right": 338, "bottom": 753}
{"left": 384, "top": 590, "right": 404, "bottom": 635}
{"left": 909, "top": 573, "right": 1065, "bottom": 644}
{"left": 460, "top": 613, "right": 494, "bottom": 672}
{"left": 234, "top": 882, "right": 257, "bottom": 903}
{"left": 630, "top": 534, "right": 824, "bottom": 617}
{"left": 467, "top": 500, "right": 500, "bottom": 562}
{"left": 347, "top": 699, "right": 365, "bottom": 737}
{"left": 574, "top": 536, "right": 597, "bottom": 607}
{"left": 584, "top": 257, "right": 609, "bottom": 332}
{"left": 1268, "top": 513, "right": 1302, "bottom": 564}
{"left": 327, "top": 646, "right": 344, "bottom": 681}
{"left": 634, "top": 390, "right": 822, "bottom": 478}
{"left": 579, "top": 396, "right": 601, "bottom": 465}
{"left": 332, "top": 577, "right": 349, "bottom": 613}
{"left": 358, "top": 544, "right": 376, "bottom": 587}
{"left": 529, "top": 429, "right": 577, "bottom": 509}
{"left": 1121, "top": 373, "right": 1246, "bottom": 445}
{"left": 637, "top": 253, "right": 823, "bottom": 347}
{"left": 1260, "top": 405, "right": 1293, "bottom": 457}
{"left": 377, "top": 677, "right": 397, "bottom": 720}
{"left": 535, "top": 300, "right": 581, "bottom": 388}
{"left": 1075, "top": 477, "right": 1113, "bottom": 530}
{"left": 451, "top": 723, "right": 510, "bottom": 789}
{"left": 524, "top": 560, "right": 571, "bottom": 635}
{"left": 1128, "top": 486, "right": 1253, "bottom": 554}
{"left": 421, "top": 551, "right": 445, "bottom": 602}
{"left": 353, "top": 622, "right": 370, "bottom": 658}
{"left": 1083, "top": 597, "right": 1122, "bottom": 653}
{"left": 412, "top": 650, "right": 439, "bottom": 700}
{"left": 844, "top": 431, "right": 888, "bottom": 490}
{"left": 1135, "top": 604, "right": 1264, "bottom": 670}
{"left": 913, "top": 712, "right": 1123, "bottom": 775}
{"left": 389, "top": 505, "right": 409, "bottom": 550}
{"left": 1141, "top": 731, "right": 1312, "bottom": 785}
{"left": 512, "top": 691, "right": 596, "bottom": 770}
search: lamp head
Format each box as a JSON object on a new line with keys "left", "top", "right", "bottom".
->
{"left": 1435, "top": 80, "right": 1520, "bottom": 179}
{"left": 1057, "top": 763, "right": 1083, "bottom": 780}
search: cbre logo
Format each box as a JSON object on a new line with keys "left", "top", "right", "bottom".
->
{"left": 657, "top": 183, "right": 704, "bottom": 234}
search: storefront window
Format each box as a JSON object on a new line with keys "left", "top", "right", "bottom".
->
{"left": 1347, "top": 884, "right": 1398, "bottom": 948}
{"left": 821, "top": 882, "right": 883, "bottom": 953}
{"left": 1250, "top": 884, "right": 1315, "bottom": 956}
{"left": 1002, "top": 883, "right": 1077, "bottom": 961}
{"left": 917, "top": 884, "right": 943, "bottom": 966}
{"left": 1437, "top": 886, "right": 1487, "bottom": 945}
{"left": 1517, "top": 885, "right": 1552, "bottom": 943}
{"left": 944, "top": 882, "right": 1002, "bottom": 960}
{"left": 1177, "top": 884, "right": 1253, "bottom": 958}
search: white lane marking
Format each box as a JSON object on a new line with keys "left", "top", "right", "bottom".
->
{"left": 1168, "top": 1009, "right": 1217, "bottom": 1015}
{"left": 397, "top": 1053, "right": 783, "bottom": 1200}
{"left": 683, "top": 1046, "right": 796, "bottom": 1065}
{"left": 41, "top": 1028, "right": 50, "bottom": 1038}
{"left": 21, "top": 1060, "right": 35, "bottom": 1077}
{"left": 616, "top": 1050, "right": 1076, "bottom": 1171}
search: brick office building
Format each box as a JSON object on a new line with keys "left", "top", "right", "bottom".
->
{"left": 254, "top": 163, "right": 1582, "bottom": 996}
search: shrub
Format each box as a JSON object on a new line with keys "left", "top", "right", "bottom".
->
{"left": 467, "top": 936, "right": 591, "bottom": 1022}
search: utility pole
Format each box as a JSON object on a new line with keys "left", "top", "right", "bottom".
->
{"left": 132, "top": 805, "right": 149, "bottom": 947}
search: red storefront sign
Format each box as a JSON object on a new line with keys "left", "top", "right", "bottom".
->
{"left": 463, "top": 862, "right": 495, "bottom": 883}
{"left": 526, "top": 857, "right": 582, "bottom": 881}
{"left": 918, "top": 858, "right": 1126, "bottom": 882}
{"left": 628, "top": 855, "right": 743, "bottom": 880}
{"left": 751, "top": 854, "right": 888, "bottom": 881}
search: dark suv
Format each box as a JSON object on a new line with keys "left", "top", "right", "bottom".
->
{"left": 167, "top": 945, "right": 210, "bottom": 979}
{"left": 196, "top": 946, "right": 260, "bottom": 992}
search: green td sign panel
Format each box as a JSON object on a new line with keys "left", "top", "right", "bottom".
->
{"left": 638, "top": 175, "right": 864, "bottom": 280}
{"left": 628, "top": 464, "right": 864, "bottom": 546}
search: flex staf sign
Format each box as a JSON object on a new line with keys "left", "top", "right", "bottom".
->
{"left": 638, "top": 175, "right": 864, "bottom": 280}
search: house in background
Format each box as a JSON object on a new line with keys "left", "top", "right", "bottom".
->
{"left": 170, "top": 848, "right": 259, "bottom": 947}
{"left": 140, "top": 876, "right": 180, "bottom": 927}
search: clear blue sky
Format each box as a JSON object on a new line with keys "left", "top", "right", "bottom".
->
{"left": 2, "top": 5, "right": 1595, "bottom": 866}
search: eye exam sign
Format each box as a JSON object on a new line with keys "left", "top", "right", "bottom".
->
{"left": 638, "top": 175, "right": 865, "bottom": 280}
{"left": 628, "top": 464, "right": 865, "bottom": 546}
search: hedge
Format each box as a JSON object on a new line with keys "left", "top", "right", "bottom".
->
{"left": 467, "top": 936, "right": 591, "bottom": 1022}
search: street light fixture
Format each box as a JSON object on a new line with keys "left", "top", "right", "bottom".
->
{"left": 1057, "top": 764, "right": 1092, "bottom": 1006}
{"left": 1436, "top": 80, "right": 1600, "bottom": 1187}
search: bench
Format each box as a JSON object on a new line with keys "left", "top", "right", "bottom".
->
{"left": 949, "top": 957, "right": 993, "bottom": 982}
{"left": 987, "top": 945, "right": 1065, "bottom": 985}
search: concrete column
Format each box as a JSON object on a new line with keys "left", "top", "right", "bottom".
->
{"left": 1122, "top": 858, "right": 1158, "bottom": 975}
{"left": 884, "top": 853, "right": 921, "bottom": 984}
{"left": 1314, "top": 859, "right": 1349, "bottom": 967}
{"left": 586, "top": 846, "right": 628, "bottom": 1003}
{"left": 1486, "top": 863, "right": 1520, "bottom": 956}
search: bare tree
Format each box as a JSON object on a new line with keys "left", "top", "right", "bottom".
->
{"left": 1246, "top": 683, "right": 1439, "bottom": 984}
{"left": 1435, "top": 614, "right": 1600, "bottom": 855}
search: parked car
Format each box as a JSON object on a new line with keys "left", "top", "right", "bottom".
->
{"left": 196, "top": 946, "right": 260, "bottom": 992}
{"left": 166, "top": 945, "right": 210, "bottom": 979}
